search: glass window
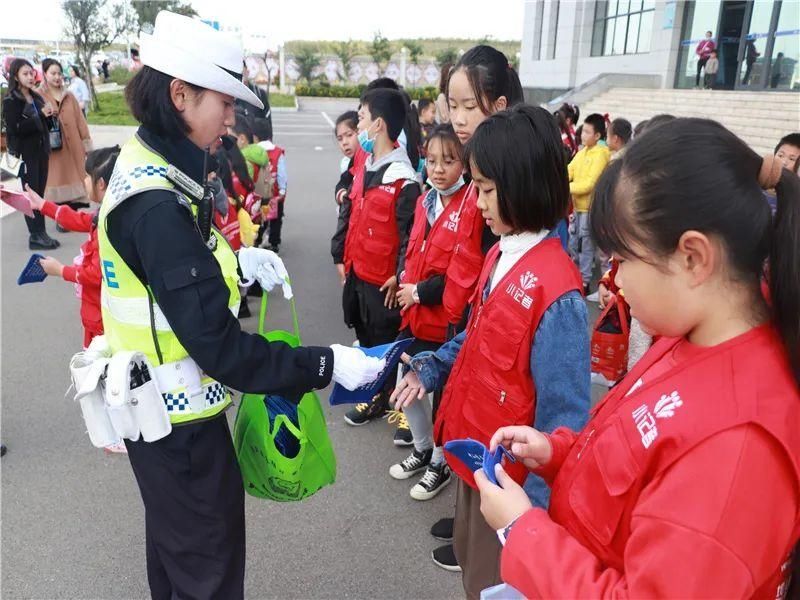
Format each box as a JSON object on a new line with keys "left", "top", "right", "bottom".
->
{"left": 532, "top": 0, "right": 545, "bottom": 61}
{"left": 548, "top": 0, "right": 560, "bottom": 60}
{"left": 770, "top": 1, "right": 799, "bottom": 90}
{"left": 739, "top": 0, "right": 773, "bottom": 87}
{"left": 626, "top": 13, "right": 641, "bottom": 54}
{"left": 591, "top": 0, "right": 655, "bottom": 56}
{"left": 674, "top": 1, "right": 722, "bottom": 89}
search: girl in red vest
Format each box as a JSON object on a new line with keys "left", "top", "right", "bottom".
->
{"left": 26, "top": 146, "right": 128, "bottom": 455}
{"left": 27, "top": 146, "right": 120, "bottom": 349}
{"left": 392, "top": 105, "right": 591, "bottom": 598}
{"left": 388, "top": 124, "right": 469, "bottom": 498}
{"left": 474, "top": 118, "right": 800, "bottom": 599}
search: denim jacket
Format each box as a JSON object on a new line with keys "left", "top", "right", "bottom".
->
{"left": 410, "top": 234, "right": 591, "bottom": 508}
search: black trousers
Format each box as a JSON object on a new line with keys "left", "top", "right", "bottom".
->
{"left": 342, "top": 272, "right": 401, "bottom": 348}
{"left": 125, "top": 415, "right": 245, "bottom": 600}
{"left": 696, "top": 56, "right": 709, "bottom": 86}
{"left": 21, "top": 153, "right": 48, "bottom": 234}
{"left": 267, "top": 201, "right": 284, "bottom": 247}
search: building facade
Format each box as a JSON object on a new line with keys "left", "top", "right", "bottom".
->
{"left": 520, "top": 0, "right": 798, "bottom": 99}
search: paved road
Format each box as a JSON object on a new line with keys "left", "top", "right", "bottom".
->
{"left": 1, "top": 110, "right": 465, "bottom": 599}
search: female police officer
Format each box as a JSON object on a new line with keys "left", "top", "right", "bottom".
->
{"left": 98, "top": 12, "right": 383, "bottom": 599}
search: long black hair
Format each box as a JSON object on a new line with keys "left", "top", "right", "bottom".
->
{"left": 7, "top": 58, "right": 34, "bottom": 96}
{"left": 590, "top": 118, "right": 800, "bottom": 378}
{"left": 464, "top": 104, "right": 568, "bottom": 233}
{"left": 448, "top": 45, "right": 524, "bottom": 115}
{"left": 85, "top": 145, "right": 120, "bottom": 185}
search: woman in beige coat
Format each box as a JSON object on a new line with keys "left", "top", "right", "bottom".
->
{"left": 40, "top": 58, "right": 92, "bottom": 205}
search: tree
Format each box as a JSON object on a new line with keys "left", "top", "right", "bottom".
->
{"left": 333, "top": 40, "right": 357, "bottom": 83}
{"left": 403, "top": 39, "right": 424, "bottom": 86}
{"left": 435, "top": 47, "right": 459, "bottom": 68}
{"left": 370, "top": 31, "right": 392, "bottom": 74}
{"left": 294, "top": 45, "right": 321, "bottom": 84}
{"left": 63, "top": 0, "right": 135, "bottom": 111}
{"left": 131, "top": 0, "right": 197, "bottom": 35}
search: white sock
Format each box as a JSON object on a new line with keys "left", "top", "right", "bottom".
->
{"left": 431, "top": 446, "right": 444, "bottom": 466}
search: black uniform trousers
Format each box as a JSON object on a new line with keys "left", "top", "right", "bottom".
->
{"left": 342, "top": 271, "right": 401, "bottom": 348}
{"left": 267, "top": 200, "right": 284, "bottom": 248}
{"left": 125, "top": 414, "right": 245, "bottom": 600}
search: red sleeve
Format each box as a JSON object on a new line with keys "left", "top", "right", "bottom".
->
{"left": 502, "top": 425, "right": 798, "bottom": 598}
{"left": 61, "top": 265, "right": 78, "bottom": 283}
{"left": 531, "top": 427, "right": 580, "bottom": 484}
{"left": 75, "top": 235, "right": 102, "bottom": 288}
{"left": 41, "top": 201, "right": 93, "bottom": 233}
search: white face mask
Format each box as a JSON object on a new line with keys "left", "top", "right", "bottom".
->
{"left": 427, "top": 175, "right": 465, "bottom": 197}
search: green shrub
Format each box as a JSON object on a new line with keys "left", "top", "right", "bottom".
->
{"left": 295, "top": 84, "right": 438, "bottom": 100}
{"left": 108, "top": 66, "right": 134, "bottom": 86}
{"left": 87, "top": 91, "right": 137, "bottom": 126}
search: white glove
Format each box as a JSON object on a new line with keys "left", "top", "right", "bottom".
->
{"left": 330, "top": 344, "right": 386, "bottom": 391}
{"left": 238, "top": 246, "right": 293, "bottom": 299}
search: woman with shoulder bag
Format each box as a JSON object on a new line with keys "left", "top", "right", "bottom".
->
{"left": 1, "top": 58, "right": 59, "bottom": 249}
{"left": 40, "top": 58, "right": 93, "bottom": 208}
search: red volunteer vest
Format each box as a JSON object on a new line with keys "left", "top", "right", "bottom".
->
{"left": 214, "top": 200, "right": 241, "bottom": 251}
{"left": 547, "top": 326, "right": 800, "bottom": 598}
{"left": 266, "top": 145, "right": 285, "bottom": 201}
{"left": 442, "top": 182, "right": 486, "bottom": 325}
{"left": 435, "top": 238, "right": 582, "bottom": 488}
{"left": 343, "top": 150, "right": 410, "bottom": 287}
{"left": 400, "top": 185, "right": 470, "bottom": 343}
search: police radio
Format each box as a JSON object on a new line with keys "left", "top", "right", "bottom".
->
{"left": 165, "top": 161, "right": 217, "bottom": 251}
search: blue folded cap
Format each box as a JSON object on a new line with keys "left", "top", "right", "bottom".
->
{"left": 444, "top": 438, "right": 516, "bottom": 486}
{"left": 18, "top": 254, "right": 48, "bottom": 285}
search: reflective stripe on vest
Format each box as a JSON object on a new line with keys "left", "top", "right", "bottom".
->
{"left": 98, "top": 134, "right": 240, "bottom": 424}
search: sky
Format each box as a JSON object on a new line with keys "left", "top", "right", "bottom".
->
{"left": 1, "top": 0, "right": 524, "bottom": 49}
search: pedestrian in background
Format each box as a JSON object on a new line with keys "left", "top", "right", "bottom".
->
{"left": 67, "top": 65, "right": 91, "bottom": 116}
{"left": 695, "top": 30, "right": 715, "bottom": 88}
{"left": 704, "top": 50, "right": 719, "bottom": 89}
{"left": 2, "top": 58, "right": 60, "bottom": 250}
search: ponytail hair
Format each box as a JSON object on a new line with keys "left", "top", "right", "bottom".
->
{"left": 448, "top": 45, "right": 523, "bottom": 115}
{"left": 85, "top": 145, "right": 121, "bottom": 185}
{"left": 770, "top": 165, "right": 800, "bottom": 377}
{"left": 590, "top": 117, "right": 800, "bottom": 380}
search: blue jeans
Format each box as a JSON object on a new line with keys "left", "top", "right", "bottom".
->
{"left": 568, "top": 212, "right": 594, "bottom": 285}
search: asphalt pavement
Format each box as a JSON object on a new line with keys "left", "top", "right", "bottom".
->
{"left": 1, "top": 106, "right": 465, "bottom": 599}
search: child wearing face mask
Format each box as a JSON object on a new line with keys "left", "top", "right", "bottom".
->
{"left": 392, "top": 105, "right": 590, "bottom": 598}
{"left": 331, "top": 89, "right": 422, "bottom": 427}
{"left": 387, "top": 124, "right": 468, "bottom": 498}
{"left": 333, "top": 111, "right": 359, "bottom": 212}
{"left": 26, "top": 146, "right": 128, "bottom": 454}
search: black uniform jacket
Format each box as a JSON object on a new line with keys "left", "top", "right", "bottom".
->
{"left": 106, "top": 127, "right": 333, "bottom": 400}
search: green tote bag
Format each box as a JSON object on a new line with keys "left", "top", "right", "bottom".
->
{"left": 233, "top": 289, "right": 337, "bottom": 501}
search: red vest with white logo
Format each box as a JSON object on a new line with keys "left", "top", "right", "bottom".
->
{"left": 266, "top": 145, "right": 285, "bottom": 201}
{"left": 442, "top": 182, "right": 487, "bottom": 325}
{"left": 343, "top": 152, "right": 408, "bottom": 287}
{"left": 400, "top": 185, "right": 470, "bottom": 343}
{"left": 546, "top": 326, "right": 800, "bottom": 598}
{"left": 435, "top": 238, "right": 582, "bottom": 488}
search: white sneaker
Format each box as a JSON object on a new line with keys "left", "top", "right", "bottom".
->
{"left": 104, "top": 440, "right": 128, "bottom": 454}
{"left": 591, "top": 371, "right": 615, "bottom": 387}
{"left": 586, "top": 291, "right": 600, "bottom": 303}
{"left": 410, "top": 462, "right": 452, "bottom": 500}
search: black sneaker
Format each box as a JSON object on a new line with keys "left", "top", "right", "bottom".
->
{"left": 410, "top": 462, "right": 452, "bottom": 500}
{"left": 431, "top": 543, "right": 461, "bottom": 572}
{"left": 387, "top": 410, "right": 413, "bottom": 446}
{"left": 430, "top": 517, "right": 453, "bottom": 542}
{"left": 29, "top": 232, "right": 60, "bottom": 250}
{"left": 267, "top": 244, "right": 280, "bottom": 255}
{"left": 246, "top": 281, "right": 263, "bottom": 298}
{"left": 389, "top": 448, "right": 432, "bottom": 480}
{"left": 0, "top": 444, "right": 6, "bottom": 458}
{"left": 344, "top": 394, "right": 388, "bottom": 426}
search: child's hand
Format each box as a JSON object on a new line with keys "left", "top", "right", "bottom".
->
{"left": 39, "top": 256, "right": 64, "bottom": 277}
{"left": 474, "top": 465, "right": 533, "bottom": 530}
{"left": 335, "top": 263, "right": 346, "bottom": 286}
{"left": 489, "top": 426, "right": 552, "bottom": 471}
{"left": 380, "top": 275, "right": 398, "bottom": 309}
{"left": 598, "top": 283, "right": 613, "bottom": 309}
{"left": 396, "top": 283, "right": 416, "bottom": 312}
{"left": 391, "top": 368, "right": 426, "bottom": 409}
{"left": 25, "top": 184, "right": 46, "bottom": 211}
